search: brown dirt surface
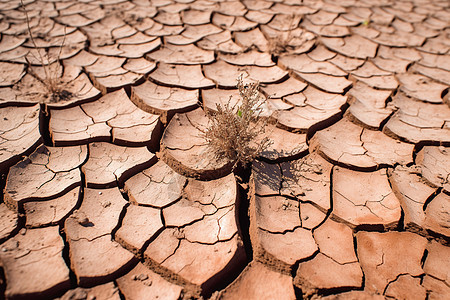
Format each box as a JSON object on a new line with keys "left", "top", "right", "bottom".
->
{"left": 0, "top": 0, "right": 449, "bottom": 299}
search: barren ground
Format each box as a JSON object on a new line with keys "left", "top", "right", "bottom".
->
{"left": 0, "top": 0, "right": 449, "bottom": 299}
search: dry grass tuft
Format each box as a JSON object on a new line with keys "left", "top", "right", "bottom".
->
{"left": 20, "top": 0, "right": 73, "bottom": 103}
{"left": 267, "top": 15, "right": 297, "bottom": 56}
{"left": 203, "top": 75, "right": 272, "bottom": 169}
{"left": 268, "top": 35, "right": 295, "bottom": 57}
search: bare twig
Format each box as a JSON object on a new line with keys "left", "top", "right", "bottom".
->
{"left": 20, "top": 0, "right": 49, "bottom": 80}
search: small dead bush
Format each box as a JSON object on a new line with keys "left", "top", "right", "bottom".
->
{"left": 203, "top": 75, "right": 272, "bottom": 169}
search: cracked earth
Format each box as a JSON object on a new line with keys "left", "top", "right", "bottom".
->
{"left": 0, "top": 0, "right": 449, "bottom": 299}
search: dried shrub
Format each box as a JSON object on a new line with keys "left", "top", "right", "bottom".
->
{"left": 203, "top": 75, "right": 272, "bottom": 169}
{"left": 20, "top": 0, "right": 73, "bottom": 103}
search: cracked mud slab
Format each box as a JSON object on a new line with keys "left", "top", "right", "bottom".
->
{"left": 252, "top": 152, "right": 333, "bottom": 212}
{"left": 331, "top": 167, "right": 401, "bottom": 229}
{"left": 149, "top": 63, "right": 215, "bottom": 89}
{"left": 81, "top": 142, "right": 156, "bottom": 188}
{"left": 90, "top": 71, "right": 143, "bottom": 94}
{"left": 347, "top": 81, "right": 393, "bottom": 129}
{"left": 131, "top": 80, "right": 199, "bottom": 122}
{"left": 50, "top": 88, "right": 161, "bottom": 147}
{"left": 115, "top": 204, "right": 163, "bottom": 254}
{"left": 295, "top": 254, "right": 363, "bottom": 296}
{"left": 4, "top": 145, "right": 86, "bottom": 211}
{"left": 279, "top": 54, "right": 352, "bottom": 94}
{"left": 389, "top": 165, "right": 438, "bottom": 234}
{"left": 143, "top": 172, "right": 246, "bottom": 295}
{"left": 147, "top": 43, "right": 214, "bottom": 65}
{"left": 124, "top": 160, "right": 186, "bottom": 207}
{"left": 310, "top": 118, "right": 414, "bottom": 170}
{"left": 274, "top": 86, "right": 347, "bottom": 132}
{"left": 0, "top": 61, "right": 25, "bottom": 86}
{"left": 0, "top": 226, "right": 70, "bottom": 299}
{"left": 249, "top": 193, "right": 321, "bottom": 270}
{"left": 321, "top": 35, "right": 378, "bottom": 59}
{"left": 423, "top": 193, "right": 450, "bottom": 238}
{"left": 58, "top": 282, "right": 120, "bottom": 300}
{"left": 356, "top": 231, "right": 428, "bottom": 294}
{"left": 423, "top": 241, "right": 450, "bottom": 298}
{"left": 65, "top": 187, "right": 136, "bottom": 286}
{"left": 260, "top": 76, "right": 307, "bottom": 99}
{"left": 383, "top": 93, "right": 450, "bottom": 144}
{"left": 219, "top": 261, "right": 296, "bottom": 300}
{"left": 249, "top": 154, "right": 337, "bottom": 273}
{"left": 416, "top": 146, "right": 450, "bottom": 192}
{"left": 321, "top": 291, "right": 385, "bottom": 300}
{"left": 0, "top": 104, "right": 42, "bottom": 172}
{"left": 385, "top": 274, "right": 427, "bottom": 300}
{"left": 24, "top": 186, "right": 80, "bottom": 228}
{"left": 258, "top": 126, "right": 308, "bottom": 162}
{"left": 203, "top": 60, "right": 288, "bottom": 88}
{"left": 116, "top": 262, "right": 182, "bottom": 300}
{"left": 397, "top": 73, "right": 447, "bottom": 104}
{"left": 295, "top": 218, "right": 363, "bottom": 295}
{"left": 220, "top": 50, "right": 274, "bottom": 67}
{"left": 0, "top": 204, "right": 18, "bottom": 242}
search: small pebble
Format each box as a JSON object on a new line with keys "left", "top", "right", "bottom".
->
{"left": 78, "top": 217, "right": 90, "bottom": 226}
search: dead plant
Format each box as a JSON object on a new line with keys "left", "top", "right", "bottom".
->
{"left": 267, "top": 14, "right": 297, "bottom": 56}
{"left": 203, "top": 75, "right": 272, "bottom": 169}
{"left": 20, "top": 0, "right": 73, "bottom": 103}
{"left": 268, "top": 34, "right": 295, "bottom": 57}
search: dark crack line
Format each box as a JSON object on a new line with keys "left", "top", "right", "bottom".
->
{"left": 258, "top": 225, "right": 303, "bottom": 235}
{"left": 185, "top": 231, "right": 238, "bottom": 246}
